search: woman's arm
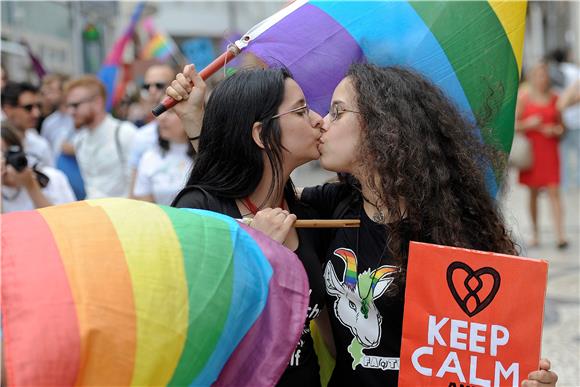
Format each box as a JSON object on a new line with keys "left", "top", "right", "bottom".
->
{"left": 165, "top": 64, "right": 206, "bottom": 152}
{"left": 3, "top": 164, "right": 52, "bottom": 209}
{"left": 514, "top": 91, "right": 541, "bottom": 133}
{"left": 557, "top": 80, "right": 580, "bottom": 112}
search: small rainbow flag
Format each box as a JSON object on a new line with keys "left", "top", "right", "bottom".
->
{"left": 142, "top": 33, "right": 173, "bottom": 61}
{"left": 141, "top": 16, "right": 175, "bottom": 62}
{"left": 1, "top": 198, "right": 309, "bottom": 386}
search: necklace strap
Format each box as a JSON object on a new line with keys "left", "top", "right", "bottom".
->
{"left": 362, "top": 194, "right": 386, "bottom": 223}
{"left": 242, "top": 196, "right": 285, "bottom": 215}
{"left": 242, "top": 197, "right": 259, "bottom": 215}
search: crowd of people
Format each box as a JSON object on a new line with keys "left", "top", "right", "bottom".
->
{"left": 0, "top": 63, "right": 195, "bottom": 212}
{"left": 2, "top": 48, "right": 576, "bottom": 385}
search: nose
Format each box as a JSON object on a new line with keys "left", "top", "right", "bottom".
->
{"left": 319, "top": 113, "right": 332, "bottom": 133}
{"left": 309, "top": 109, "right": 324, "bottom": 129}
{"left": 31, "top": 106, "right": 41, "bottom": 118}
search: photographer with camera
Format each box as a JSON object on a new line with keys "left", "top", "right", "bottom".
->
{"left": 1, "top": 82, "right": 54, "bottom": 168}
{"left": 2, "top": 122, "right": 75, "bottom": 213}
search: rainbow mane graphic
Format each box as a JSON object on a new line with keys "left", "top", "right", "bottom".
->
{"left": 1, "top": 198, "right": 309, "bottom": 386}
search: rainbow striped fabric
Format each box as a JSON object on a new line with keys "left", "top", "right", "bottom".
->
{"left": 142, "top": 34, "right": 173, "bottom": 61}
{"left": 244, "top": 0, "right": 526, "bottom": 194}
{"left": 1, "top": 199, "right": 309, "bottom": 386}
{"left": 141, "top": 16, "right": 174, "bottom": 61}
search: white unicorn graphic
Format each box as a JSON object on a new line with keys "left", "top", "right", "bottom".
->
{"left": 325, "top": 248, "right": 398, "bottom": 368}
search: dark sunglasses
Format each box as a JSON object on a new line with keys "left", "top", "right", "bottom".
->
{"left": 18, "top": 103, "right": 42, "bottom": 112}
{"left": 142, "top": 82, "right": 167, "bottom": 91}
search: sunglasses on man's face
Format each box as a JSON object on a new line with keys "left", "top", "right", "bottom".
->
{"left": 18, "top": 103, "right": 42, "bottom": 112}
{"left": 142, "top": 82, "right": 167, "bottom": 91}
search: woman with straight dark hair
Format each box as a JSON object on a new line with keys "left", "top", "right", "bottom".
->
{"left": 168, "top": 65, "right": 331, "bottom": 386}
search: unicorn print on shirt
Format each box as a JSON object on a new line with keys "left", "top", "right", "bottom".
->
{"left": 324, "top": 248, "right": 398, "bottom": 369}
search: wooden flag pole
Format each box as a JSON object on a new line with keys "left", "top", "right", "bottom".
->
{"left": 239, "top": 218, "right": 360, "bottom": 229}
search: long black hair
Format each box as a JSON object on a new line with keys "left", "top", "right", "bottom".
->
{"left": 179, "top": 68, "right": 296, "bottom": 205}
{"left": 158, "top": 134, "right": 195, "bottom": 159}
{"left": 347, "top": 64, "right": 516, "bottom": 281}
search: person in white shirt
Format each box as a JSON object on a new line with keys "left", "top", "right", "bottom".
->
{"left": 1, "top": 82, "right": 54, "bottom": 167}
{"left": 39, "top": 73, "right": 85, "bottom": 199}
{"left": 64, "top": 76, "right": 137, "bottom": 199}
{"left": 133, "top": 108, "right": 194, "bottom": 205}
{"left": 2, "top": 122, "right": 75, "bottom": 213}
{"left": 558, "top": 64, "right": 580, "bottom": 190}
{"left": 40, "top": 73, "right": 76, "bottom": 159}
{"left": 128, "top": 64, "right": 177, "bottom": 196}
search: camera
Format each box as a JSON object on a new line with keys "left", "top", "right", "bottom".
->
{"left": 3, "top": 145, "right": 50, "bottom": 188}
{"left": 5, "top": 146, "right": 28, "bottom": 172}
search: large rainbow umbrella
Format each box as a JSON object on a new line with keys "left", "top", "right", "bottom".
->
{"left": 1, "top": 198, "right": 309, "bottom": 386}
{"left": 158, "top": 1, "right": 525, "bottom": 194}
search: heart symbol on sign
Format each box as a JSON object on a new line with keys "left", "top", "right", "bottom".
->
{"left": 446, "top": 261, "right": 501, "bottom": 317}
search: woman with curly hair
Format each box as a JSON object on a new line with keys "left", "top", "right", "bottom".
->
{"left": 300, "top": 63, "right": 556, "bottom": 386}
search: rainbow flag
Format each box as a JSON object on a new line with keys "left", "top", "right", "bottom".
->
{"left": 238, "top": 0, "right": 526, "bottom": 194}
{"left": 141, "top": 16, "right": 175, "bottom": 61}
{"left": 142, "top": 34, "right": 173, "bottom": 61}
{"left": 98, "top": 2, "right": 144, "bottom": 111}
{"left": 1, "top": 198, "right": 309, "bottom": 386}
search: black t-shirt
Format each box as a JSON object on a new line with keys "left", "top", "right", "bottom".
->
{"left": 173, "top": 187, "right": 326, "bottom": 387}
{"left": 302, "top": 183, "right": 405, "bottom": 386}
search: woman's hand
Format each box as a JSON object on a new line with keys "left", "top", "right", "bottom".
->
{"left": 249, "top": 208, "right": 297, "bottom": 245}
{"left": 540, "top": 124, "right": 565, "bottom": 138}
{"left": 524, "top": 115, "right": 542, "bottom": 129}
{"left": 522, "top": 358, "right": 558, "bottom": 387}
{"left": 165, "top": 64, "right": 206, "bottom": 141}
{"left": 2, "top": 164, "right": 37, "bottom": 190}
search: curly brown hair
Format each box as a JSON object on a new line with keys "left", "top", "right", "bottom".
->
{"left": 347, "top": 64, "right": 517, "bottom": 278}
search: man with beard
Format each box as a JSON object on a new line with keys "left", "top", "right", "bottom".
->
{"left": 65, "top": 76, "right": 136, "bottom": 198}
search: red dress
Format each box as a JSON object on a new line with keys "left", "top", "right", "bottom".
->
{"left": 519, "top": 93, "right": 561, "bottom": 187}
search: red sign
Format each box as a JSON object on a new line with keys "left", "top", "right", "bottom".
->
{"left": 399, "top": 242, "right": 548, "bottom": 387}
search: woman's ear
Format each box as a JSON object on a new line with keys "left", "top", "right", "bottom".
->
{"left": 251, "top": 122, "right": 265, "bottom": 149}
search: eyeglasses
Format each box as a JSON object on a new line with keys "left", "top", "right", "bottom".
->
{"left": 66, "top": 95, "right": 96, "bottom": 110}
{"left": 272, "top": 104, "right": 310, "bottom": 119}
{"left": 18, "top": 103, "right": 42, "bottom": 112}
{"left": 142, "top": 82, "right": 167, "bottom": 91}
{"left": 329, "top": 104, "right": 360, "bottom": 122}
